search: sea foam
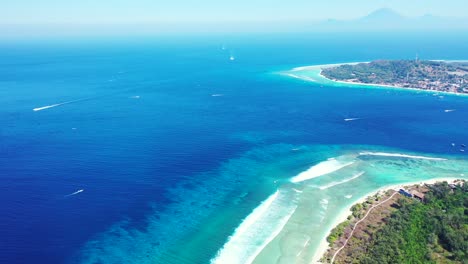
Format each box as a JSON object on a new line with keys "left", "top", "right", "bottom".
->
{"left": 284, "top": 73, "right": 317, "bottom": 82}
{"left": 318, "top": 171, "right": 365, "bottom": 190}
{"left": 211, "top": 190, "right": 297, "bottom": 264}
{"left": 359, "top": 152, "right": 447, "bottom": 161}
{"left": 291, "top": 159, "right": 355, "bottom": 183}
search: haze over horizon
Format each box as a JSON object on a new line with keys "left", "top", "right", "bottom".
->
{"left": 1, "top": 0, "right": 468, "bottom": 37}
{"left": 1, "top": 0, "right": 468, "bottom": 264}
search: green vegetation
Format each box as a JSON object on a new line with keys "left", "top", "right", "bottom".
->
{"left": 350, "top": 196, "right": 374, "bottom": 218}
{"left": 328, "top": 220, "right": 350, "bottom": 246}
{"left": 334, "top": 182, "right": 467, "bottom": 264}
{"left": 328, "top": 195, "right": 381, "bottom": 247}
{"left": 322, "top": 60, "right": 468, "bottom": 93}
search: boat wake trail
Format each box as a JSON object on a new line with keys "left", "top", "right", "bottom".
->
{"left": 34, "top": 103, "right": 67, "bottom": 111}
{"left": 65, "top": 189, "right": 84, "bottom": 197}
{"left": 33, "top": 95, "right": 100, "bottom": 112}
{"left": 344, "top": 118, "right": 361, "bottom": 122}
{"left": 33, "top": 98, "right": 88, "bottom": 112}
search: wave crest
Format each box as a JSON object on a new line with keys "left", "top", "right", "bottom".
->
{"left": 291, "top": 159, "right": 355, "bottom": 183}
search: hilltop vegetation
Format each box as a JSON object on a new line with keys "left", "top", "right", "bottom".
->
{"left": 360, "top": 182, "right": 467, "bottom": 264}
{"left": 322, "top": 60, "right": 468, "bottom": 94}
{"left": 324, "top": 181, "right": 467, "bottom": 264}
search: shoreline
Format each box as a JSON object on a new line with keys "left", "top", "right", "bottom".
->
{"left": 284, "top": 60, "right": 468, "bottom": 97}
{"left": 207, "top": 147, "right": 468, "bottom": 264}
{"left": 312, "top": 177, "right": 462, "bottom": 263}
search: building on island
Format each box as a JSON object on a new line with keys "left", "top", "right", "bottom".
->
{"left": 410, "top": 190, "right": 425, "bottom": 201}
{"left": 398, "top": 189, "right": 412, "bottom": 198}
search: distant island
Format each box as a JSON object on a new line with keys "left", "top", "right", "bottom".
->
{"left": 322, "top": 180, "right": 467, "bottom": 264}
{"left": 321, "top": 60, "right": 468, "bottom": 94}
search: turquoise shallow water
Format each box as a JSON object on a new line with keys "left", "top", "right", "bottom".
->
{"left": 1, "top": 33, "right": 467, "bottom": 264}
{"left": 78, "top": 145, "right": 468, "bottom": 264}
{"left": 283, "top": 64, "right": 468, "bottom": 97}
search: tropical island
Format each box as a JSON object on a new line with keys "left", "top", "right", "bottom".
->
{"left": 321, "top": 60, "right": 468, "bottom": 94}
{"left": 321, "top": 180, "right": 467, "bottom": 264}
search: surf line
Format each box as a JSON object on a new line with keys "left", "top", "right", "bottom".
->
{"left": 211, "top": 190, "right": 297, "bottom": 264}
{"left": 65, "top": 189, "right": 84, "bottom": 197}
{"left": 291, "top": 159, "right": 355, "bottom": 183}
{"left": 359, "top": 152, "right": 447, "bottom": 161}
{"left": 318, "top": 171, "right": 365, "bottom": 190}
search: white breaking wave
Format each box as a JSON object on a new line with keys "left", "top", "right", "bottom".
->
{"left": 318, "top": 199, "right": 329, "bottom": 223}
{"left": 285, "top": 73, "right": 302, "bottom": 79}
{"left": 300, "top": 76, "right": 317, "bottom": 82}
{"left": 344, "top": 195, "right": 353, "bottom": 199}
{"left": 211, "top": 190, "right": 297, "bottom": 264}
{"left": 291, "top": 66, "right": 315, "bottom": 71}
{"left": 285, "top": 73, "right": 301, "bottom": 79}
{"left": 319, "top": 198, "right": 329, "bottom": 210}
{"left": 291, "top": 159, "right": 355, "bottom": 183}
{"left": 292, "top": 188, "right": 303, "bottom": 193}
{"left": 283, "top": 73, "right": 317, "bottom": 82}
{"left": 65, "top": 189, "right": 84, "bottom": 197}
{"left": 319, "top": 171, "right": 365, "bottom": 190}
{"left": 211, "top": 94, "right": 224, "bottom": 97}
{"left": 291, "top": 62, "right": 369, "bottom": 72}
{"left": 359, "top": 152, "right": 447, "bottom": 161}
{"left": 444, "top": 109, "right": 456, "bottom": 113}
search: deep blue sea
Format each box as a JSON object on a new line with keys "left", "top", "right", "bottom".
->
{"left": 1, "top": 32, "right": 467, "bottom": 264}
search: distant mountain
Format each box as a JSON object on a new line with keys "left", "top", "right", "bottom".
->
{"left": 317, "top": 8, "right": 468, "bottom": 32}
{"left": 358, "top": 8, "right": 405, "bottom": 23}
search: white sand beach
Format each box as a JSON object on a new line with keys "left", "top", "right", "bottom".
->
{"left": 283, "top": 60, "right": 468, "bottom": 97}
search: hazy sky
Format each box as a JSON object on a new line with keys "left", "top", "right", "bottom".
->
{"left": 2, "top": 0, "right": 468, "bottom": 25}
{"left": 1, "top": 0, "right": 467, "bottom": 37}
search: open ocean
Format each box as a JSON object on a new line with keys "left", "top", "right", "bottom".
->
{"left": 1, "top": 32, "right": 467, "bottom": 264}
